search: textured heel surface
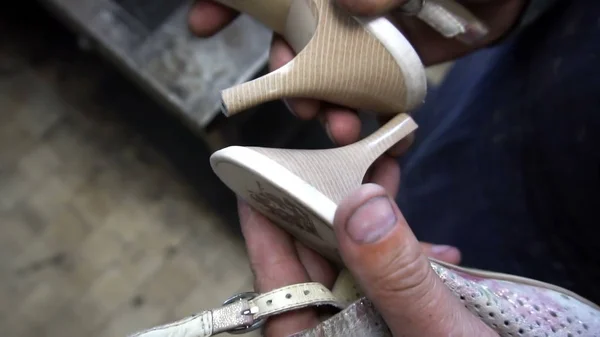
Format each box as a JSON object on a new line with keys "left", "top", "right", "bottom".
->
{"left": 220, "top": 0, "right": 426, "bottom": 116}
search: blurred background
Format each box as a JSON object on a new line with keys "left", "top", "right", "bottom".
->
{"left": 0, "top": 1, "right": 449, "bottom": 336}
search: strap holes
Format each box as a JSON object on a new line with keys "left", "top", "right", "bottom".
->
{"left": 266, "top": 300, "right": 272, "bottom": 305}
{"left": 285, "top": 293, "right": 292, "bottom": 299}
{"left": 303, "top": 290, "right": 310, "bottom": 295}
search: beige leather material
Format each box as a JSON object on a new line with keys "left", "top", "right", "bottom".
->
{"left": 251, "top": 282, "right": 345, "bottom": 319}
{"left": 127, "top": 302, "right": 248, "bottom": 337}
{"left": 419, "top": 0, "right": 467, "bottom": 37}
{"left": 417, "top": 0, "right": 489, "bottom": 43}
{"left": 128, "top": 282, "right": 349, "bottom": 337}
{"left": 330, "top": 269, "right": 363, "bottom": 305}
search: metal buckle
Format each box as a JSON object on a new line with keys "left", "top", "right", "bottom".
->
{"left": 222, "top": 292, "right": 265, "bottom": 334}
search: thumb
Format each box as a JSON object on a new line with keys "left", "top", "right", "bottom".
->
{"left": 333, "top": 184, "right": 496, "bottom": 336}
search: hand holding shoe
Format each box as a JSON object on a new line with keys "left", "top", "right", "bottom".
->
{"left": 237, "top": 160, "right": 498, "bottom": 336}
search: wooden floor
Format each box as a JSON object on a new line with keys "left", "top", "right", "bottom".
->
{"left": 0, "top": 6, "right": 261, "bottom": 337}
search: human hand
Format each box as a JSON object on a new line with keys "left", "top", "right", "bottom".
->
{"left": 333, "top": 182, "right": 498, "bottom": 336}
{"left": 236, "top": 156, "right": 495, "bottom": 336}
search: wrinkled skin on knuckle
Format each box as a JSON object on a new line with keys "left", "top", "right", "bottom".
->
{"left": 367, "top": 247, "right": 432, "bottom": 300}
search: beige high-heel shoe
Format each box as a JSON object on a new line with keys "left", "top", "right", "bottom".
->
{"left": 211, "top": 113, "right": 416, "bottom": 263}
{"left": 214, "top": 0, "right": 487, "bottom": 117}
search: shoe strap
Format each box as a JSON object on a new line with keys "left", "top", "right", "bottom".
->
{"left": 127, "top": 280, "right": 357, "bottom": 337}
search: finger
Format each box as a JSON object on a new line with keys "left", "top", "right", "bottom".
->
{"left": 269, "top": 36, "right": 320, "bottom": 120}
{"left": 294, "top": 241, "right": 338, "bottom": 288}
{"left": 365, "top": 156, "right": 400, "bottom": 196}
{"left": 388, "top": 132, "right": 415, "bottom": 156}
{"left": 335, "top": 0, "right": 410, "bottom": 16}
{"left": 284, "top": 98, "right": 320, "bottom": 121}
{"left": 237, "top": 199, "right": 320, "bottom": 336}
{"left": 333, "top": 184, "right": 496, "bottom": 336}
{"left": 390, "top": 14, "right": 478, "bottom": 65}
{"left": 419, "top": 242, "right": 462, "bottom": 264}
{"left": 322, "top": 107, "right": 362, "bottom": 146}
{"left": 362, "top": 158, "right": 464, "bottom": 263}
{"left": 188, "top": 1, "right": 239, "bottom": 37}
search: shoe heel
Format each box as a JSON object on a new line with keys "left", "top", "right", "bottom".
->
{"left": 220, "top": 0, "right": 427, "bottom": 117}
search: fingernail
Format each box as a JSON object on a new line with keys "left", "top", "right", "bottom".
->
{"left": 387, "top": 136, "right": 413, "bottom": 156}
{"left": 319, "top": 115, "right": 336, "bottom": 145}
{"left": 346, "top": 196, "right": 397, "bottom": 243}
{"left": 283, "top": 99, "right": 297, "bottom": 116}
{"left": 324, "top": 122, "right": 336, "bottom": 144}
{"left": 430, "top": 245, "right": 454, "bottom": 255}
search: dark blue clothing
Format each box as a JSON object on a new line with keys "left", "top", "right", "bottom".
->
{"left": 396, "top": 0, "right": 600, "bottom": 303}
